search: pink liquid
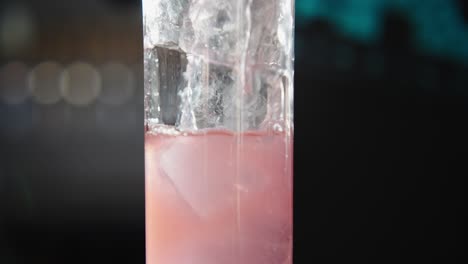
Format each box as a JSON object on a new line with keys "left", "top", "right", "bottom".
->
{"left": 145, "top": 129, "right": 293, "bottom": 264}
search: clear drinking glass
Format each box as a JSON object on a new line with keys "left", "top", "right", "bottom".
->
{"left": 143, "top": 0, "right": 294, "bottom": 263}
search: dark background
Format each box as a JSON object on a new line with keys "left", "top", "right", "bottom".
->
{"left": 0, "top": 0, "right": 466, "bottom": 262}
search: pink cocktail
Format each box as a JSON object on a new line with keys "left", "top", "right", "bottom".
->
{"left": 143, "top": 0, "right": 294, "bottom": 262}
{"left": 145, "top": 129, "right": 292, "bottom": 264}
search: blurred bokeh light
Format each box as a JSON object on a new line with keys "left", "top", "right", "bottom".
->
{"left": 1, "top": 0, "right": 144, "bottom": 263}
{"left": 0, "top": 61, "right": 29, "bottom": 104}
{"left": 99, "top": 62, "right": 135, "bottom": 106}
{"left": 28, "top": 62, "right": 63, "bottom": 104}
{"left": 0, "top": 4, "right": 36, "bottom": 56}
{"left": 61, "top": 62, "right": 102, "bottom": 106}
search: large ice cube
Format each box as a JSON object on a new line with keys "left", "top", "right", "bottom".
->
{"left": 158, "top": 131, "right": 290, "bottom": 217}
{"left": 143, "top": 0, "right": 294, "bottom": 131}
{"left": 159, "top": 133, "right": 238, "bottom": 217}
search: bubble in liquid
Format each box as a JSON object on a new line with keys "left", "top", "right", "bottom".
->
{"left": 273, "top": 123, "right": 283, "bottom": 133}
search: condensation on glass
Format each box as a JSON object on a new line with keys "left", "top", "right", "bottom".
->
{"left": 143, "top": 0, "right": 294, "bottom": 263}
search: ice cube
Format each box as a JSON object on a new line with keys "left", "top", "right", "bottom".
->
{"left": 143, "top": 0, "right": 294, "bottom": 132}
{"left": 142, "top": 0, "right": 189, "bottom": 49}
{"left": 159, "top": 134, "right": 237, "bottom": 217}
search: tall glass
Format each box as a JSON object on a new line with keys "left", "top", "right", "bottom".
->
{"left": 143, "top": 0, "right": 294, "bottom": 263}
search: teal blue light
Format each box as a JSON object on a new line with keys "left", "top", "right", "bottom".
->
{"left": 338, "top": 11, "right": 379, "bottom": 42}
{"left": 296, "top": 0, "right": 322, "bottom": 23}
{"left": 295, "top": 0, "right": 468, "bottom": 64}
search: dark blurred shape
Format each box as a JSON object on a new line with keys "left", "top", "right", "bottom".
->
{"left": 296, "top": 19, "right": 335, "bottom": 71}
{"left": 294, "top": 2, "right": 465, "bottom": 261}
{"left": 304, "top": 18, "right": 337, "bottom": 36}
{"left": 380, "top": 9, "right": 413, "bottom": 51}
{"left": 1, "top": 0, "right": 145, "bottom": 263}
{"left": 0, "top": 4, "right": 36, "bottom": 57}
{"left": 105, "top": 0, "right": 140, "bottom": 8}
{"left": 99, "top": 62, "right": 135, "bottom": 106}
{"left": 0, "top": 62, "right": 29, "bottom": 104}
{"left": 457, "top": 0, "right": 468, "bottom": 23}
